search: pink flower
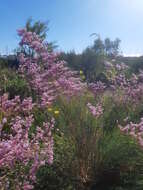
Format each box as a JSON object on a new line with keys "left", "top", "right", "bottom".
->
{"left": 23, "top": 182, "right": 34, "bottom": 190}
{"left": 87, "top": 103, "right": 103, "bottom": 118}
{"left": 2, "top": 118, "right": 7, "bottom": 124}
{"left": 118, "top": 118, "right": 143, "bottom": 148}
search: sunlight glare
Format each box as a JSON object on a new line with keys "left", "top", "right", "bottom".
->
{"left": 119, "top": 0, "right": 143, "bottom": 12}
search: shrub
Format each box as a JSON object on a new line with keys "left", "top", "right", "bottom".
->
{"left": 0, "top": 68, "right": 32, "bottom": 99}
{"left": 34, "top": 96, "right": 143, "bottom": 190}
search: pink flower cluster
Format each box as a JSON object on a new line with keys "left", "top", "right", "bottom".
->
{"left": 18, "top": 28, "right": 85, "bottom": 107}
{"left": 87, "top": 103, "right": 103, "bottom": 118}
{"left": 115, "top": 63, "right": 129, "bottom": 71}
{"left": 111, "top": 73, "right": 143, "bottom": 104}
{"left": 104, "top": 61, "right": 128, "bottom": 72}
{"left": 0, "top": 93, "right": 34, "bottom": 117}
{"left": 112, "top": 74, "right": 127, "bottom": 87}
{"left": 118, "top": 118, "right": 143, "bottom": 147}
{"left": 88, "top": 81, "right": 106, "bottom": 98}
{"left": 0, "top": 94, "right": 55, "bottom": 189}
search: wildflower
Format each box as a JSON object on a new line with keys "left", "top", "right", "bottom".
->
{"left": 81, "top": 75, "right": 86, "bottom": 80}
{"left": 54, "top": 110, "right": 59, "bottom": 115}
{"left": 118, "top": 118, "right": 143, "bottom": 148}
{"left": 48, "top": 108, "right": 52, "bottom": 112}
{"left": 2, "top": 118, "right": 7, "bottom": 124}
{"left": 23, "top": 182, "right": 33, "bottom": 190}
{"left": 87, "top": 103, "right": 103, "bottom": 118}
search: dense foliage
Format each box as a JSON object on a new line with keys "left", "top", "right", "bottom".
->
{"left": 60, "top": 37, "right": 121, "bottom": 82}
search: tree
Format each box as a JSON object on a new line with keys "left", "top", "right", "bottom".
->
{"left": 16, "top": 18, "right": 56, "bottom": 56}
{"left": 104, "top": 38, "right": 121, "bottom": 57}
{"left": 112, "top": 38, "right": 121, "bottom": 56}
{"left": 25, "top": 18, "right": 57, "bottom": 51}
{"left": 92, "top": 38, "right": 105, "bottom": 55}
{"left": 62, "top": 36, "right": 121, "bottom": 82}
{"left": 25, "top": 17, "right": 48, "bottom": 40}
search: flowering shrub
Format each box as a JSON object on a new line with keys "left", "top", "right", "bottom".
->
{"left": 17, "top": 29, "right": 85, "bottom": 107}
{"left": 0, "top": 27, "right": 88, "bottom": 189}
{"left": 0, "top": 93, "right": 54, "bottom": 189}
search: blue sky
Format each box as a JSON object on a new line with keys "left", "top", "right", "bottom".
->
{"left": 0, "top": 0, "right": 143, "bottom": 56}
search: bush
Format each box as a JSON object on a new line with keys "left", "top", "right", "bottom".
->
{"left": 0, "top": 68, "right": 32, "bottom": 99}
{"left": 34, "top": 96, "right": 143, "bottom": 190}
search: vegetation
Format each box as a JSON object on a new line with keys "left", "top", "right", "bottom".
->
{"left": 61, "top": 36, "right": 121, "bottom": 82}
{"left": 1, "top": 20, "right": 143, "bottom": 190}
